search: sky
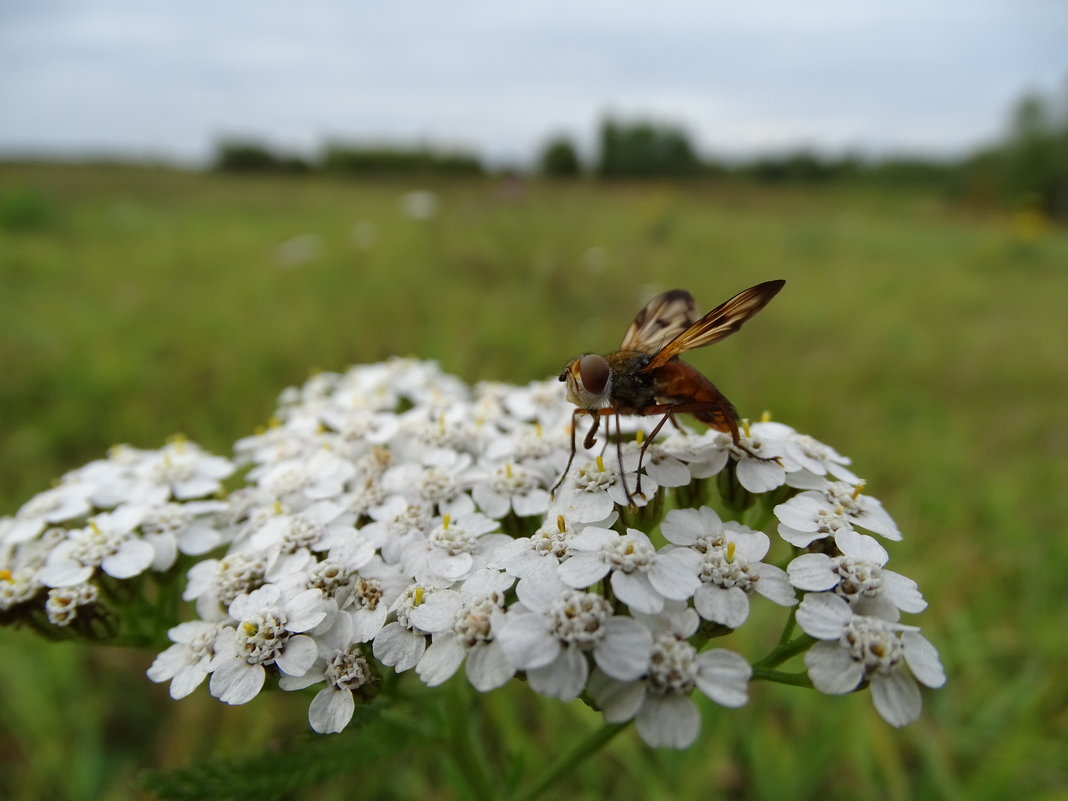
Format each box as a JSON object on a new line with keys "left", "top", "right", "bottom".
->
{"left": 1, "top": 0, "right": 1066, "bottom": 166}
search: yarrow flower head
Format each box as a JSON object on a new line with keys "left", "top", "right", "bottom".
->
{"left": 1, "top": 358, "right": 944, "bottom": 751}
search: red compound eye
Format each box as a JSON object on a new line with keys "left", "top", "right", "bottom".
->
{"left": 578, "top": 354, "right": 609, "bottom": 395}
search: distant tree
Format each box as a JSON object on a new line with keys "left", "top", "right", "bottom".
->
{"left": 213, "top": 139, "right": 309, "bottom": 173}
{"left": 960, "top": 82, "right": 1068, "bottom": 219}
{"left": 539, "top": 136, "right": 582, "bottom": 176}
{"left": 319, "top": 143, "right": 483, "bottom": 176}
{"left": 596, "top": 117, "right": 702, "bottom": 178}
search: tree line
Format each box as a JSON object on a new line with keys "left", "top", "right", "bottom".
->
{"left": 214, "top": 83, "right": 1068, "bottom": 220}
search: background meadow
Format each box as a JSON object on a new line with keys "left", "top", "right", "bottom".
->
{"left": 1, "top": 162, "right": 1066, "bottom": 799}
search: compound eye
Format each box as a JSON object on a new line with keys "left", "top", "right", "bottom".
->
{"left": 578, "top": 354, "right": 610, "bottom": 395}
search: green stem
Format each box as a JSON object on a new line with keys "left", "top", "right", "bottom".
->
{"left": 446, "top": 680, "right": 497, "bottom": 801}
{"left": 753, "top": 633, "right": 815, "bottom": 670}
{"left": 750, "top": 667, "right": 813, "bottom": 688}
{"left": 510, "top": 722, "right": 629, "bottom": 801}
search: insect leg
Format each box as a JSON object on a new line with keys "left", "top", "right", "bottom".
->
{"left": 550, "top": 408, "right": 583, "bottom": 498}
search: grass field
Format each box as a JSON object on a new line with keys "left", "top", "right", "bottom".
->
{"left": 1, "top": 163, "right": 1066, "bottom": 800}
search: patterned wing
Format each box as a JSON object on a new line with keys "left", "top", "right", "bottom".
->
{"left": 618, "top": 289, "right": 698, "bottom": 353}
{"left": 646, "top": 280, "right": 785, "bottom": 368}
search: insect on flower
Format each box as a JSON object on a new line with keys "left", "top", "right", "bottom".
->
{"left": 552, "top": 280, "right": 786, "bottom": 502}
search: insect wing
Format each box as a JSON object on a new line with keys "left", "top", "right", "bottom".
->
{"left": 618, "top": 289, "right": 698, "bottom": 353}
{"left": 647, "top": 279, "right": 785, "bottom": 368}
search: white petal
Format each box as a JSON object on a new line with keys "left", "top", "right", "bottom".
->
{"left": 513, "top": 489, "right": 550, "bottom": 517}
{"left": 693, "top": 584, "right": 750, "bottom": 628}
{"left": 777, "top": 523, "right": 824, "bottom": 548}
{"left": 661, "top": 507, "right": 721, "bottom": 546}
{"left": 408, "top": 590, "right": 463, "bottom": 633}
{"left": 870, "top": 670, "right": 922, "bottom": 726}
{"left": 881, "top": 571, "right": 927, "bottom": 614}
{"left": 611, "top": 571, "right": 663, "bottom": 615}
{"left": 774, "top": 495, "right": 824, "bottom": 531}
{"left": 594, "top": 617, "right": 652, "bottom": 681}
{"left": 285, "top": 589, "right": 328, "bottom": 632}
{"left": 902, "top": 632, "right": 946, "bottom": 688}
{"left": 102, "top": 539, "right": 155, "bottom": 579}
{"left": 275, "top": 634, "right": 318, "bottom": 676}
{"left": 648, "top": 551, "right": 701, "bottom": 601}
{"left": 169, "top": 664, "right": 209, "bottom": 700}
{"left": 753, "top": 565, "right": 798, "bottom": 606}
{"left": 496, "top": 612, "right": 559, "bottom": 670}
{"left": 787, "top": 553, "right": 838, "bottom": 591}
{"left": 557, "top": 552, "right": 610, "bottom": 589}
{"left": 416, "top": 634, "right": 465, "bottom": 686}
{"left": 834, "top": 529, "right": 888, "bottom": 564}
{"left": 37, "top": 560, "right": 94, "bottom": 588}
{"left": 796, "top": 592, "right": 853, "bottom": 639}
{"left": 527, "top": 645, "right": 588, "bottom": 701}
{"left": 372, "top": 623, "right": 426, "bottom": 672}
{"left": 804, "top": 642, "right": 863, "bottom": 694}
{"left": 587, "top": 670, "right": 645, "bottom": 722}
{"left": 210, "top": 660, "right": 265, "bottom": 705}
{"left": 694, "top": 649, "right": 751, "bottom": 707}
{"left": 465, "top": 641, "right": 514, "bottom": 691}
{"left": 309, "top": 686, "right": 356, "bottom": 734}
{"left": 635, "top": 693, "right": 700, "bottom": 749}
{"left": 736, "top": 458, "right": 785, "bottom": 492}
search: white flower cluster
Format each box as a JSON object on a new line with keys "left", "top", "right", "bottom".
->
{"left": 1, "top": 358, "right": 944, "bottom": 746}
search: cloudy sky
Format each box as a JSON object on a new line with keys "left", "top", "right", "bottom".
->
{"left": 1, "top": 0, "right": 1065, "bottom": 165}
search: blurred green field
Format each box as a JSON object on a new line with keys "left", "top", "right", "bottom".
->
{"left": 1, "top": 163, "right": 1066, "bottom": 800}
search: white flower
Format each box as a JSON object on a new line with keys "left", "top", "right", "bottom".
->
{"left": 278, "top": 613, "right": 376, "bottom": 734}
{"left": 37, "top": 506, "right": 152, "bottom": 587}
{"left": 148, "top": 621, "right": 228, "bottom": 699}
{"left": 184, "top": 552, "right": 268, "bottom": 622}
{"left": 258, "top": 449, "right": 356, "bottom": 509}
{"left": 139, "top": 440, "right": 234, "bottom": 500}
{"left": 414, "top": 589, "right": 516, "bottom": 691}
{"left": 371, "top": 583, "right": 441, "bottom": 672}
{"left": 401, "top": 512, "right": 509, "bottom": 587}
{"left": 787, "top": 529, "right": 925, "bottom": 619}
{"left": 796, "top": 592, "right": 945, "bottom": 727}
{"left": 587, "top": 604, "right": 751, "bottom": 749}
{"left": 6, "top": 482, "right": 93, "bottom": 544}
{"left": 208, "top": 583, "right": 330, "bottom": 705}
{"left": 496, "top": 589, "right": 652, "bottom": 701}
{"left": 662, "top": 507, "right": 795, "bottom": 627}
{"left": 471, "top": 461, "right": 551, "bottom": 519}
{"left": 775, "top": 482, "right": 900, "bottom": 547}
{"left": 557, "top": 527, "right": 700, "bottom": 615}
{"left": 751, "top": 421, "right": 860, "bottom": 483}
{"left": 551, "top": 455, "right": 659, "bottom": 523}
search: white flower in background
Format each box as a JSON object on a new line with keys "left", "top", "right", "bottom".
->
{"left": 381, "top": 450, "right": 477, "bottom": 517}
{"left": 258, "top": 449, "right": 356, "bottom": 509}
{"left": 340, "top": 557, "right": 410, "bottom": 643}
{"left": 249, "top": 500, "right": 366, "bottom": 580}
{"left": 361, "top": 496, "right": 434, "bottom": 565}
{"left": 6, "top": 482, "right": 94, "bottom": 544}
{"left": 796, "top": 592, "right": 945, "bottom": 727}
{"left": 401, "top": 189, "right": 440, "bottom": 221}
{"left": 496, "top": 589, "right": 652, "bottom": 701}
{"left": 37, "top": 506, "right": 152, "bottom": 587}
{"left": 787, "top": 529, "right": 925, "bottom": 619}
{"left": 775, "top": 481, "right": 901, "bottom": 546}
{"left": 471, "top": 460, "right": 551, "bottom": 519}
{"left": 661, "top": 507, "right": 795, "bottom": 627}
{"left": 209, "top": 583, "right": 331, "bottom": 705}
{"left": 140, "top": 439, "right": 235, "bottom": 501}
{"left": 148, "top": 621, "right": 228, "bottom": 699}
{"left": 557, "top": 526, "right": 700, "bottom": 615}
{"left": 588, "top": 604, "right": 751, "bottom": 748}
{"left": 139, "top": 500, "right": 228, "bottom": 565}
